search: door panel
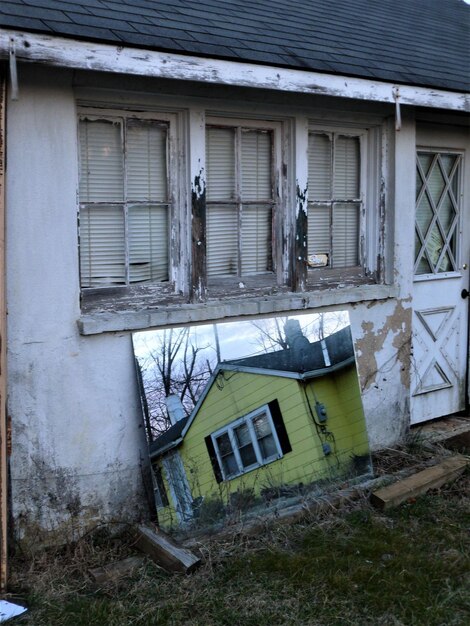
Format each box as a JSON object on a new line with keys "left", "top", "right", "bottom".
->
{"left": 411, "top": 128, "right": 469, "bottom": 425}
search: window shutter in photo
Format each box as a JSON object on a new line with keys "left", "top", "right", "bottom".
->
{"left": 308, "top": 133, "right": 332, "bottom": 200}
{"left": 128, "top": 205, "right": 169, "bottom": 283}
{"left": 206, "top": 127, "right": 236, "bottom": 201}
{"left": 79, "top": 119, "right": 124, "bottom": 202}
{"left": 267, "top": 399, "right": 292, "bottom": 454}
{"left": 205, "top": 435, "right": 223, "bottom": 483}
{"left": 206, "top": 204, "right": 238, "bottom": 277}
{"left": 79, "top": 205, "right": 126, "bottom": 287}
{"left": 333, "top": 136, "right": 360, "bottom": 199}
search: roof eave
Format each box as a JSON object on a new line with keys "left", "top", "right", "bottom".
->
{"left": 0, "top": 29, "right": 468, "bottom": 112}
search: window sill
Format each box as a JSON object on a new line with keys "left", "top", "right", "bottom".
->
{"left": 78, "top": 282, "right": 399, "bottom": 336}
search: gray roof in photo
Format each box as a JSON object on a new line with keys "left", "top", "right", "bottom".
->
{"left": 0, "top": 0, "right": 468, "bottom": 92}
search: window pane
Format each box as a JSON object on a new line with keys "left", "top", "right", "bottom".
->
{"left": 308, "top": 203, "right": 330, "bottom": 257}
{"left": 206, "top": 127, "right": 235, "bottom": 201}
{"left": 308, "top": 133, "right": 332, "bottom": 199}
{"left": 258, "top": 434, "right": 277, "bottom": 460}
{"left": 127, "top": 123, "right": 168, "bottom": 202}
{"left": 128, "top": 205, "right": 168, "bottom": 283}
{"left": 253, "top": 413, "right": 270, "bottom": 438}
{"left": 235, "top": 422, "right": 257, "bottom": 468}
{"left": 241, "top": 130, "right": 272, "bottom": 201}
{"left": 427, "top": 162, "right": 445, "bottom": 207}
{"left": 334, "top": 136, "right": 360, "bottom": 199}
{"left": 241, "top": 204, "right": 272, "bottom": 274}
{"left": 332, "top": 202, "right": 359, "bottom": 267}
{"left": 79, "top": 205, "right": 126, "bottom": 287}
{"left": 207, "top": 204, "right": 238, "bottom": 277}
{"left": 79, "top": 120, "right": 124, "bottom": 202}
{"left": 216, "top": 433, "right": 238, "bottom": 476}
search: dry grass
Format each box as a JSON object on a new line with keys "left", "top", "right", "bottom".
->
{"left": 6, "top": 448, "right": 470, "bottom": 626}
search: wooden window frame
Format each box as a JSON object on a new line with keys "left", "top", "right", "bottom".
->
{"left": 204, "top": 115, "right": 285, "bottom": 293}
{"left": 306, "top": 122, "right": 381, "bottom": 289}
{"left": 210, "top": 404, "right": 283, "bottom": 481}
{"left": 77, "top": 106, "right": 188, "bottom": 301}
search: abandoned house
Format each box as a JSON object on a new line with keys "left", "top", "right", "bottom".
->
{"left": 147, "top": 323, "right": 370, "bottom": 528}
{"left": 0, "top": 0, "right": 468, "bottom": 551}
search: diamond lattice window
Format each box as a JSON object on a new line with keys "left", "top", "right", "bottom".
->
{"left": 415, "top": 151, "right": 462, "bottom": 275}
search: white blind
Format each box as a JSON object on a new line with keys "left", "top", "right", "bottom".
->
{"left": 307, "top": 204, "right": 330, "bottom": 256}
{"left": 127, "top": 123, "right": 168, "bottom": 202}
{"left": 334, "top": 136, "right": 360, "bottom": 199}
{"left": 79, "top": 205, "right": 125, "bottom": 287}
{"left": 128, "top": 205, "right": 168, "bottom": 283}
{"left": 241, "top": 204, "right": 272, "bottom": 274}
{"left": 79, "top": 120, "right": 124, "bottom": 202}
{"left": 241, "top": 130, "right": 272, "bottom": 201}
{"left": 308, "top": 133, "right": 332, "bottom": 199}
{"left": 79, "top": 118, "right": 170, "bottom": 287}
{"left": 206, "top": 127, "right": 235, "bottom": 201}
{"left": 332, "top": 203, "right": 359, "bottom": 267}
{"left": 207, "top": 204, "right": 238, "bottom": 277}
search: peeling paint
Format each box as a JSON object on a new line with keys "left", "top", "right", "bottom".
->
{"left": 355, "top": 298, "right": 412, "bottom": 392}
{"left": 191, "top": 170, "right": 207, "bottom": 303}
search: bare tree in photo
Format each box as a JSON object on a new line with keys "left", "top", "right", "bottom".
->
{"left": 137, "top": 327, "right": 216, "bottom": 440}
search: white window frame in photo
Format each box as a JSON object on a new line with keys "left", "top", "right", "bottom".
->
{"left": 77, "top": 106, "right": 184, "bottom": 294}
{"left": 211, "top": 404, "right": 283, "bottom": 481}
{"left": 204, "top": 115, "right": 285, "bottom": 289}
{"left": 306, "top": 121, "right": 381, "bottom": 286}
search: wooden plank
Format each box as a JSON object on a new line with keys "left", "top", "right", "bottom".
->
{"left": 0, "top": 64, "right": 7, "bottom": 593}
{"left": 88, "top": 556, "right": 145, "bottom": 585}
{"left": 134, "top": 525, "right": 200, "bottom": 574}
{"left": 370, "top": 455, "right": 470, "bottom": 511}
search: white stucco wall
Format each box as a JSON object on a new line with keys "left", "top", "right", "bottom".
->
{"left": 5, "top": 65, "right": 418, "bottom": 541}
{"left": 6, "top": 66, "right": 151, "bottom": 542}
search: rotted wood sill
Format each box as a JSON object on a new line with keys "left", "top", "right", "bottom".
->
{"left": 78, "top": 281, "right": 398, "bottom": 335}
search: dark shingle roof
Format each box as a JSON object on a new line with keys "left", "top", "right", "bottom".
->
{"left": 149, "top": 415, "right": 188, "bottom": 457}
{"left": 0, "top": 0, "right": 468, "bottom": 92}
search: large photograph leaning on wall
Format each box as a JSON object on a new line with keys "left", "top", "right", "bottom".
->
{"left": 133, "top": 312, "right": 371, "bottom": 529}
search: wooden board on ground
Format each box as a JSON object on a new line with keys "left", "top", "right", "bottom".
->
{"left": 370, "top": 454, "right": 469, "bottom": 511}
{"left": 134, "top": 525, "right": 200, "bottom": 574}
{"left": 89, "top": 555, "right": 145, "bottom": 584}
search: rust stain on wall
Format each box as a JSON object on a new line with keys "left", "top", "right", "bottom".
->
{"left": 355, "top": 298, "right": 412, "bottom": 392}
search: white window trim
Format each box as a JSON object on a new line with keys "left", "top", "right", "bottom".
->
{"left": 307, "top": 121, "right": 381, "bottom": 282}
{"left": 211, "top": 404, "right": 283, "bottom": 481}
{"left": 77, "top": 106, "right": 186, "bottom": 292}
{"left": 413, "top": 146, "right": 464, "bottom": 281}
{"left": 205, "top": 115, "right": 285, "bottom": 285}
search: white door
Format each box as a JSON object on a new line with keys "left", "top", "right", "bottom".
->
{"left": 411, "top": 126, "right": 470, "bottom": 425}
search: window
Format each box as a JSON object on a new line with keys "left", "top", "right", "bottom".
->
{"left": 307, "top": 130, "right": 364, "bottom": 271}
{"left": 211, "top": 405, "right": 283, "bottom": 480}
{"left": 78, "top": 113, "right": 174, "bottom": 289}
{"left": 152, "top": 464, "right": 169, "bottom": 509}
{"left": 415, "top": 150, "right": 462, "bottom": 275}
{"left": 205, "top": 120, "right": 279, "bottom": 280}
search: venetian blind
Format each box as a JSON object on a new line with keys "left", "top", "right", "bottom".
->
{"left": 79, "top": 118, "right": 169, "bottom": 287}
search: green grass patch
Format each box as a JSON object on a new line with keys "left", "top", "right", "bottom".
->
{"left": 10, "top": 473, "right": 470, "bottom": 626}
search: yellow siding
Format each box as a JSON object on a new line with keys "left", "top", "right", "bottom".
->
{"left": 157, "top": 364, "right": 369, "bottom": 528}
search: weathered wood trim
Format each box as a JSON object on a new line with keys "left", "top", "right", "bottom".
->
{"left": 293, "top": 116, "right": 309, "bottom": 291}
{"left": 0, "top": 30, "right": 468, "bottom": 112}
{"left": 189, "top": 107, "right": 206, "bottom": 302}
{"left": 78, "top": 283, "right": 399, "bottom": 335}
{"left": 0, "top": 65, "right": 7, "bottom": 592}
